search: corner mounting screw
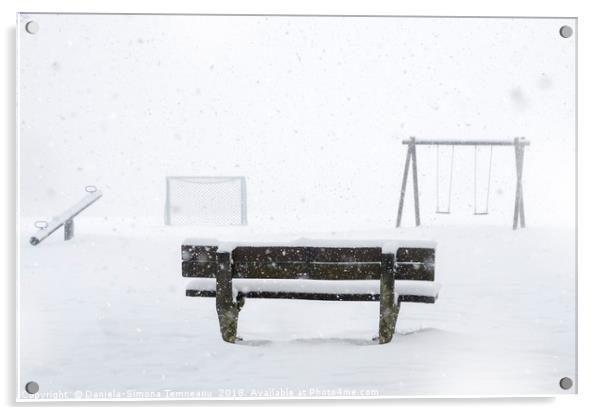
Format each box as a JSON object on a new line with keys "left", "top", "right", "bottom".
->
{"left": 25, "top": 381, "right": 39, "bottom": 394}
{"left": 25, "top": 20, "right": 39, "bottom": 35}
{"left": 559, "top": 377, "right": 573, "bottom": 390}
{"left": 559, "top": 25, "right": 573, "bottom": 38}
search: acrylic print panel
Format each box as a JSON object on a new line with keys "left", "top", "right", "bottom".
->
{"left": 17, "top": 14, "right": 576, "bottom": 400}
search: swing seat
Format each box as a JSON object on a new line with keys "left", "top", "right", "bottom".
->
{"left": 473, "top": 212, "right": 489, "bottom": 216}
{"left": 435, "top": 210, "right": 451, "bottom": 214}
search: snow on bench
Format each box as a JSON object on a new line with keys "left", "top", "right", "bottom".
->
{"left": 183, "top": 237, "right": 437, "bottom": 255}
{"left": 187, "top": 278, "right": 440, "bottom": 299}
{"left": 181, "top": 239, "right": 438, "bottom": 344}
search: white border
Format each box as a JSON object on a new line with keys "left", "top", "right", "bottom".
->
{"left": 13, "top": 12, "right": 579, "bottom": 402}
{"left": 3, "top": 0, "right": 600, "bottom": 412}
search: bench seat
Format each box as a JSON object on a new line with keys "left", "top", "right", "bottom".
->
{"left": 186, "top": 278, "right": 440, "bottom": 303}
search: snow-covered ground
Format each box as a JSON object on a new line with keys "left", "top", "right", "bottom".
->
{"left": 17, "top": 220, "right": 575, "bottom": 399}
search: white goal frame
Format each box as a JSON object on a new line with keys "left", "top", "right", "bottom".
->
{"left": 164, "top": 176, "right": 248, "bottom": 226}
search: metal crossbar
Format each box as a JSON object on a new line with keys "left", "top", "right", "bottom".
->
{"left": 402, "top": 139, "right": 531, "bottom": 146}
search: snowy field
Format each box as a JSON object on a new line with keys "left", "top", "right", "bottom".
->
{"left": 17, "top": 220, "right": 575, "bottom": 399}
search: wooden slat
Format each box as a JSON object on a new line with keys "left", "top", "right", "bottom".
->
{"left": 182, "top": 261, "right": 219, "bottom": 278}
{"left": 184, "top": 260, "right": 434, "bottom": 280}
{"left": 232, "top": 262, "right": 381, "bottom": 280}
{"left": 309, "top": 263, "right": 381, "bottom": 280}
{"left": 186, "top": 289, "right": 436, "bottom": 304}
{"left": 183, "top": 245, "right": 432, "bottom": 263}
{"left": 233, "top": 246, "right": 383, "bottom": 263}
{"left": 395, "top": 247, "right": 434, "bottom": 263}
{"left": 394, "top": 263, "right": 435, "bottom": 281}
{"left": 307, "top": 247, "right": 382, "bottom": 262}
{"left": 233, "top": 262, "right": 309, "bottom": 279}
{"left": 181, "top": 245, "right": 218, "bottom": 261}
{"left": 232, "top": 246, "right": 307, "bottom": 262}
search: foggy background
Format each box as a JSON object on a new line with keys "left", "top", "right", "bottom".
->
{"left": 18, "top": 15, "right": 576, "bottom": 231}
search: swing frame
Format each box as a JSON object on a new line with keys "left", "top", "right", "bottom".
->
{"left": 395, "top": 137, "right": 530, "bottom": 230}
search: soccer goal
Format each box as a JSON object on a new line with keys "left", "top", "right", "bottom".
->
{"left": 164, "top": 176, "right": 248, "bottom": 226}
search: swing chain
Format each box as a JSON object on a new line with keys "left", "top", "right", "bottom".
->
{"left": 473, "top": 145, "right": 494, "bottom": 215}
{"left": 435, "top": 144, "right": 454, "bottom": 214}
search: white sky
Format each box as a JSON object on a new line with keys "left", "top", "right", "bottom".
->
{"left": 18, "top": 15, "right": 576, "bottom": 230}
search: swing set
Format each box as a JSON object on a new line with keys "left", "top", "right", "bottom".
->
{"left": 396, "top": 137, "right": 529, "bottom": 230}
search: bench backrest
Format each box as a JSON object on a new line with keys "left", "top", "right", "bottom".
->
{"left": 182, "top": 245, "right": 434, "bottom": 281}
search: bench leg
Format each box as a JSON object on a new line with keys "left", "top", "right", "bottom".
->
{"left": 379, "top": 254, "right": 400, "bottom": 344}
{"left": 215, "top": 252, "right": 240, "bottom": 343}
{"left": 379, "top": 301, "right": 400, "bottom": 344}
{"left": 216, "top": 304, "right": 240, "bottom": 343}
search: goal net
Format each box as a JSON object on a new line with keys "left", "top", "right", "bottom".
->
{"left": 164, "top": 176, "right": 247, "bottom": 226}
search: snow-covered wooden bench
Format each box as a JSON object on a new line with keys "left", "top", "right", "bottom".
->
{"left": 181, "top": 239, "right": 439, "bottom": 344}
